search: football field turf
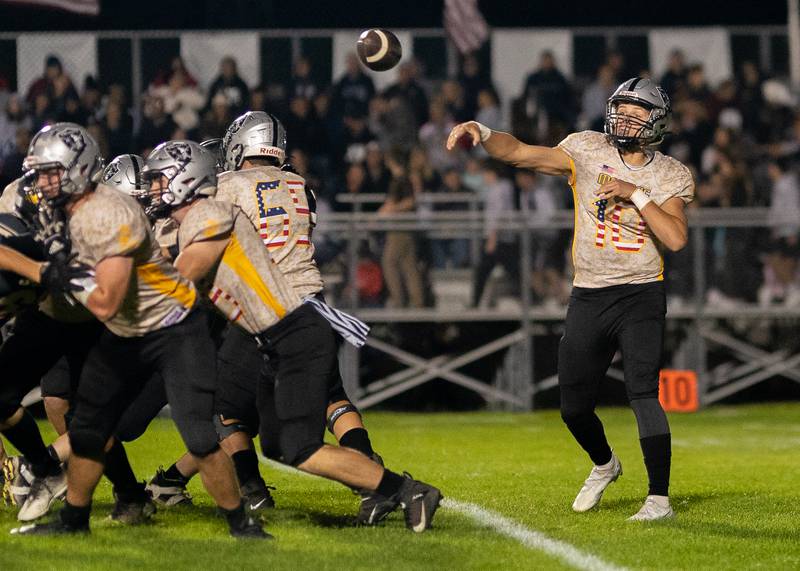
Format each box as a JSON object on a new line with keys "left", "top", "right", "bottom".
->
{"left": 1, "top": 403, "right": 797, "bottom": 570}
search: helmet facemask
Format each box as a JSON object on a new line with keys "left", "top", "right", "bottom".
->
{"left": 605, "top": 100, "right": 666, "bottom": 149}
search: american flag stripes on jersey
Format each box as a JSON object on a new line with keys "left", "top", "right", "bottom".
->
{"left": 210, "top": 287, "right": 243, "bottom": 322}
{"left": 286, "top": 179, "right": 310, "bottom": 246}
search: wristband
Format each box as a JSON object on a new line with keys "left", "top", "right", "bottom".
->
{"left": 630, "top": 188, "right": 652, "bottom": 210}
{"left": 475, "top": 122, "right": 492, "bottom": 142}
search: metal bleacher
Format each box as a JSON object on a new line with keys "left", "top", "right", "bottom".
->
{"left": 327, "top": 194, "right": 800, "bottom": 411}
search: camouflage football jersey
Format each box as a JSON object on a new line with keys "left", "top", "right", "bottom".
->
{"left": 215, "top": 166, "right": 323, "bottom": 298}
{"left": 68, "top": 185, "right": 197, "bottom": 336}
{"left": 0, "top": 178, "right": 93, "bottom": 322}
{"left": 0, "top": 180, "right": 18, "bottom": 214}
{"left": 177, "top": 198, "right": 302, "bottom": 335}
{"left": 558, "top": 130, "right": 694, "bottom": 288}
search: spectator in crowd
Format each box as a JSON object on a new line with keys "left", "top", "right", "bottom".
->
{"left": 288, "top": 56, "right": 319, "bottom": 101}
{"left": 198, "top": 92, "right": 233, "bottom": 140}
{"left": 249, "top": 84, "right": 268, "bottom": 112}
{"left": 379, "top": 153, "right": 425, "bottom": 308}
{"left": 339, "top": 162, "right": 371, "bottom": 211}
{"left": 0, "top": 126, "right": 31, "bottom": 190}
{"left": 521, "top": 51, "right": 573, "bottom": 135}
{"left": 31, "top": 92, "right": 55, "bottom": 132}
{"left": 579, "top": 64, "right": 616, "bottom": 131}
{"left": 419, "top": 98, "right": 460, "bottom": 175}
{"left": 150, "top": 56, "right": 198, "bottom": 89}
{"left": 761, "top": 158, "right": 800, "bottom": 306}
{"left": 284, "top": 95, "right": 328, "bottom": 156}
{"left": 384, "top": 60, "right": 429, "bottom": 127}
{"left": 685, "top": 64, "right": 712, "bottom": 108}
{"left": 25, "top": 55, "right": 79, "bottom": 117}
{"left": 408, "top": 145, "right": 440, "bottom": 195}
{"left": 737, "top": 61, "right": 764, "bottom": 134}
{"left": 0, "top": 94, "right": 31, "bottom": 164}
{"left": 517, "top": 170, "right": 567, "bottom": 306}
{"left": 58, "top": 94, "right": 87, "bottom": 125}
{"left": 80, "top": 75, "right": 103, "bottom": 124}
{"left": 440, "top": 79, "right": 468, "bottom": 123}
{"left": 333, "top": 52, "right": 375, "bottom": 120}
{"left": 363, "top": 141, "right": 391, "bottom": 194}
{"left": 660, "top": 49, "right": 686, "bottom": 99}
{"left": 150, "top": 63, "right": 205, "bottom": 134}
{"left": 205, "top": 56, "right": 250, "bottom": 116}
{"left": 104, "top": 100, "right": 133, "bottom": 158}
{"left": 475, "top": 87, "right": 503, "bottom": 132}
{"left": 136, "top": 95, "right": 178, "bottom": 155}
{"left": 341, "top": 104, "right": 376, "bottom": 166}
{"left": 458, "top": 53, "right": 487, "bottom": 120}
{"left": 430, "top": 167, "right": 471, "bottom": 269}
{"left": 369, "top": 92, "right": 416, "bottom": 153}
{"left": 472, "top": 160, "right": 518, "bottom": 307}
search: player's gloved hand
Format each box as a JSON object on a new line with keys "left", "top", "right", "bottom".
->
{"left": 39, "top": 254, "right": 95, "bottom": 296}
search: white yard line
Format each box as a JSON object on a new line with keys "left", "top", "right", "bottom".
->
{"left": 258, "top": 456, "right": 627, "bottom": 570}
{"left": 445, "top": 499, "right": 629, "bottom": 571}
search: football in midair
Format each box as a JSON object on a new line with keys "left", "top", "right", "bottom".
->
{"left": 356, "top": 29, "right": 402, "bottom": 72}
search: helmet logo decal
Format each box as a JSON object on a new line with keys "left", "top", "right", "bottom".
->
{"left": 166, "top": 142, "right": 193, "bottom": 165}
{"left": 102, "top": 161, "right": 120, "bottom": 182}
{"left": 58, "top": 128, "right": 86, "bottom": 153}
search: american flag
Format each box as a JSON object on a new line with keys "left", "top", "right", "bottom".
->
{"left": 443, "top": 0, "right": 489, "bottom": 54}
{"left": 0, "top": 0, "right": 99, "bottom": 15}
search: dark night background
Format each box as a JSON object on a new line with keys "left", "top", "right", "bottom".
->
{"left": 0, "top": 0, "right": 792, "bottom": 31}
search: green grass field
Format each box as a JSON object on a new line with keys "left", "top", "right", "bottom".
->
{"left": 1, "top": 404, "right": 798, "bottom": 570}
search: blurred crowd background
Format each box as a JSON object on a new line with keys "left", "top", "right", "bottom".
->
{"left": 1, "top": 44, "right": 799, "bottom": 311}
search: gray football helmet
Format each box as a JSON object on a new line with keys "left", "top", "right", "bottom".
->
{"left": 141, "top": 140, "right": 217, "bottom": 218}
{"left": 222, "top": 111, "right": 287, "bottom": 171}
{"left": 23, "top": 123, "right": 103, "bottom": 200}
{"left": 199, "top": 138, "right": 225, "bottom": 173}
{"left": 102, "top": 154, "right": 147, "bottom": 199}
{"left": 604, "top": 77, "right": 671, "bottom": 149}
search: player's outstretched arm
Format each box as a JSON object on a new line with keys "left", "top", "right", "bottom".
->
{"left": 446, "top": 121, "right": 572, "bottom": 177}
{"left": 0, "top": 244, "right": 44, "bottom": 282}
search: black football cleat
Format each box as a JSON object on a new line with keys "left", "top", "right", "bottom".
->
{"left": 241, "top": 478, "right": 276, "bottom": 512}
{"left": 145, "top": 467, "right": 192, "bottom": 507}
{"left": 395, "top": 474, "right": 442, "bottom": 533}
{"left": 356, "top": 490, "right": 399, "bottom": 526}
{"left": 11, "top": 518, "right": 89, "bottom": 536}
{"left": 110, "top": 492, "right": 156, "bottom": 525}
{"left": 229, "top": 515, "right": 273, "bottom": 540}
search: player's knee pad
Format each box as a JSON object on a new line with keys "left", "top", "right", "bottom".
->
{"left": 213, "top": 414, "right": 254, "bottom": 441}
{"left": 326, "top": 402, "right": 360, "bottom": 434}
{"left": 629, "top": 397, "right": 670, "bottom": 438}
{"left": 69, "top": 429, "right": 107, "bottom": 460}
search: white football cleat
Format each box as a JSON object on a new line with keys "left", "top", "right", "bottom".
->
{"left": 17, "top": 470, "right": 67, "bottom": 522}
{"left": 572, "top": 453, "right": 622, "bottom": 512}
{"left": 628, "top": 495, "right": 674, "bottom": 521}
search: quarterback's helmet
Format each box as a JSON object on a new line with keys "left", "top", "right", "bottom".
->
{"left": 222, "top": 111, "right": 287, "bottom": 171}
{"left": 102, "top": 154, "right": 147, "bottom": 199}
{"left": 604, "top": 77, "right": 671, "bottom": 149}
{"left": 23, "top": 123, "right": 103, "bottom": 201}
{"left": 141, "top": 140, "right": 217, "bottom": 218}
